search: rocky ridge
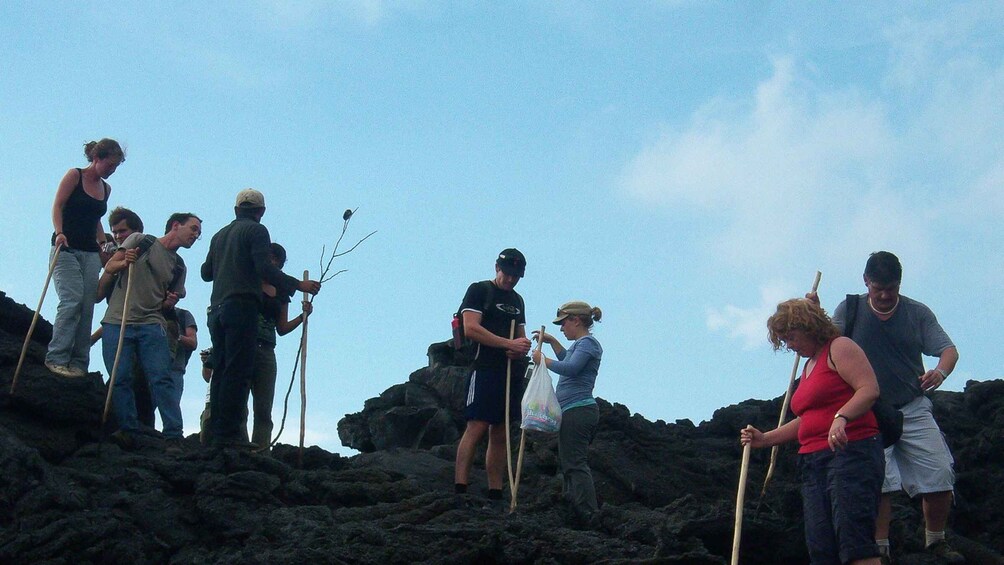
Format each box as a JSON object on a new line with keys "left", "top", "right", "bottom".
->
{"left": 1, "top": 290, "right": 1002, "bottom": 564}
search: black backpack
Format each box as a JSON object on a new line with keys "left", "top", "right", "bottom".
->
{"left": 843, "top": 294, "right": 903, "bottom": 448}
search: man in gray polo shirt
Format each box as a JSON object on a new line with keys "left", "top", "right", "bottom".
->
{"left": 817, "top": 251, "right": 962, "bottom": 564}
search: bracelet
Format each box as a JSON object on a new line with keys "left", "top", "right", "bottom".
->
{"left": 935, "top": 368, "right": 948, "bottom": 379}
{"left": 833, "top": 413, "right": 849, "bottom": 422}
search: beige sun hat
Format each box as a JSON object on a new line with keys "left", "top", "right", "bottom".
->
{"left": 553, "top": 301, "right": 592, "bottom": 325}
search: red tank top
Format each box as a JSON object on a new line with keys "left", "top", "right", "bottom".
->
{"left": 790, "top": 340, "right": 879, "bottom": 454}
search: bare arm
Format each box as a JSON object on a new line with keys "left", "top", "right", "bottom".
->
{"left": 920, "top": 346, "right": 959, "bottom": 391}
{"left": 102, "top": 248, "right": 134, "bottom": 275}
{"left": 50, "top": 169, "right": 77, "bottom": 247}
{"left": 95, "top": 220, "right": 106, "bottom": 246}
{"left": 275, "top": 299, "right": 312, "bottom": 336}
{"left": 178, "top": 325, "right": 197, "bottom": 352}
{"left": 532, "top": 329, "right": 566, "bottom": 358}
{"left": 827, "top": 336, "right": 881, "bottom": 450}
{"left": 95, "top": 270, "right": 115, "bottom": 301}
{"left": 462, "top": 310, "right": 531, "bottom": 356}
{"left": 740, "top": 418, "right": 801, "bottom": 449}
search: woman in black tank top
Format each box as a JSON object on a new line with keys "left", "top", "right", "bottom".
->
{"left": 45, "top": 139, "right": 125, "bottom": 378}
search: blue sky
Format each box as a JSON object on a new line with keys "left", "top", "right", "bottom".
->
{"left": 2, "top": 2, "right": 1001, "bottom": 455}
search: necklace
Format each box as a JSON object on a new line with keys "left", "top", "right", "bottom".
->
{"left": 868, "top": 296, "right": 899, "bottom": 316}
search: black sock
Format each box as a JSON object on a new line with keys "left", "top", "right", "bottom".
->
{"left": 454, "top": 483, "right": 468, "bottom": 494}
{"left": 487, "top": 489, "right": 503, "bottom": 500}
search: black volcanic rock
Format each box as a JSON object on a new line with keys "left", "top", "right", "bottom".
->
{"left": 2, "top": 290, "right": 1003, "bottom": 564}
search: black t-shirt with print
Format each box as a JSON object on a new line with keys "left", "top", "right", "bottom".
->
{"left": 459, "top": 280, "right": 526, "bottom": 370}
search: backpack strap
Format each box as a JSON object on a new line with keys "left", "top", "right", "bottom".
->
{"left": 136, "top": 234, "right": 158, "bottom": 255}
{"left": 167, "top": 255, "right": 185, "bottom": 293}
{"left": 843, "top": 294, "right": 859, "bottom": 337}
{"left": 481, "top": 280, "right": 495, "bottom": 316}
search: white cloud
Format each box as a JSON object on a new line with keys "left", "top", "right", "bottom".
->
{"left": 625, "top": 10, "right": 1004, "bottom": 349}
{"left": 620, "top": 56, "right": 900, "bottom": 270}
{"left": 706, "top": 282, "right": 793, "bottom": 350}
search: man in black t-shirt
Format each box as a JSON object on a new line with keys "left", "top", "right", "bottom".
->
{"left": 454, "top": 248, "right": 532, "bottom": 502}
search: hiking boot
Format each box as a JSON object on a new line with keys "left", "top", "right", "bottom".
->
{"left": 66, "top": 366, "right": 87, "bottom": 377}
{"left": 109, "top": 430, "right": 135, "bottom": 451}
{"left": 45, "top": 362, "right": 78, "bottom": 378}
{"left": 925, "top": 540, "right": 964, "bottom": 564}
{"left": 165, "top": 438, "right": 184, "bottom": 455}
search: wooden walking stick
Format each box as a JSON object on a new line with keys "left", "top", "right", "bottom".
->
{"left": 758, "top": 271, "right": 821, "bottom": 505}
{"left": 504, "top": 320, "right": 517, "bottom": 494}
{"left": 510, "top": 325, "right": 544, "bottom": 513}
{"left": 732, "top": 425, "right": 754, "bottom": 565}
{"left": 102, "top": 264, "right": 134, "bottom": 428}
{"left": 11, "top": 246, "right": 62, "bottom": 394}
{"left": 298, "top": 270, "right": 309, "bottom": 467}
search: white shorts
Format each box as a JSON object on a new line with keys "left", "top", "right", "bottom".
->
{"left": 882, "top": 395, "right": 955, "bottom": 497}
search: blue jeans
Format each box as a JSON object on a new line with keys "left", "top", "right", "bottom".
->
{"left": 46, "top": 247, "right": 101, "bottom": 371}
{"left": 207, "top": 297, "right": 259, "bottom": 444}
{"left": 101, "top": 322, "right": 183, "bottom": 439}
{"left": 169, "top": 368, "right": 186, "bottom": 407}
{"left": 799, "top": 435, "right": 884, "bottom": 565}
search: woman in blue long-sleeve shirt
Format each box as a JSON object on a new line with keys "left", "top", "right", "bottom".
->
{"left": 532, "top": 301, "right": 603, "bottom": 524}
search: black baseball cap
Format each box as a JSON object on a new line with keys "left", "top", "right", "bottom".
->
{"left": 496, "top": 248, "right": 526, "bottom": 277}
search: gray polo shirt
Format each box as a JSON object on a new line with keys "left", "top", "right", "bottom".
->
{"left": 833, "top": 294, "right": 954, "bottom": 407}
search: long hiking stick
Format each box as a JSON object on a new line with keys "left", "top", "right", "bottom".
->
{"left": 298, "top": 270, "right": 309, "bottom": 467}
{"left": 510, "top": 325, "right": 545, "bottom": 513}
{"left": 504, "top": 320, "right": 516, "bottom": 494}
{"left": 11, "top": 246, "right": 62, "bottom": 394}
{"left": 102, "top": 264, "right": 134, "bottom": 428}
{"left": 732, "top": 425, "right": 754, "bottom": 565}
{"left": 758, "top": 271, "right": 822, "bottom": 506}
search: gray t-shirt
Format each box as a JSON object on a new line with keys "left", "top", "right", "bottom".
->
{"left": 833, "top": 294, "right": 954, "bottom": 407}
{"left": 169, "top": 307, "right": 197, "bottom": 373}
{"left": 102, "top": 233, "right": 187, "bottom": 326}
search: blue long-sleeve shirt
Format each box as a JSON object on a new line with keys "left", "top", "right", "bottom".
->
{"left": 548, "top": 335, "right": 602, "bottom": 410}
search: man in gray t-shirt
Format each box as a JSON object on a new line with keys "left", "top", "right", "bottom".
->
{"left": 816, "top": 251, "right": 962, "bottom": 564}
{"left": 100, "top": 213, "right": 202, "bottom": 448}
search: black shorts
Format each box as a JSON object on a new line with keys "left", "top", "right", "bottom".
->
{"left": 464, "top": 365, "right": 523, "bottom": 425}
{"left": 799, "top": 435, "right": 884, "bottom": 564}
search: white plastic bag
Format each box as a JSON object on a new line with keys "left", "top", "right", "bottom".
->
{"left": 520, "top": 361, "right": 562, "bottom": 433}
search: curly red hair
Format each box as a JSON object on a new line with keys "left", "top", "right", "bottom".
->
{"left": 767, "top": 299, "right": 840, "bottom": 351}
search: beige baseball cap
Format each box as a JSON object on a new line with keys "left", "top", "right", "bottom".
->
{"left": 553, "top": 301, "right": 592, "bottom": 325}
{"left": 235, "top": 188, "right": 265, "bottom": 208}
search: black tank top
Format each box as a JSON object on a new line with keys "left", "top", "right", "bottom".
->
{"left": 51, "top": 168, "right": 109, "bottom": 252}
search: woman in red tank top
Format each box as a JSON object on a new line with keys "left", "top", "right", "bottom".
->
{"left": 741, "top": 299, "right": 884, "bottom": 565}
